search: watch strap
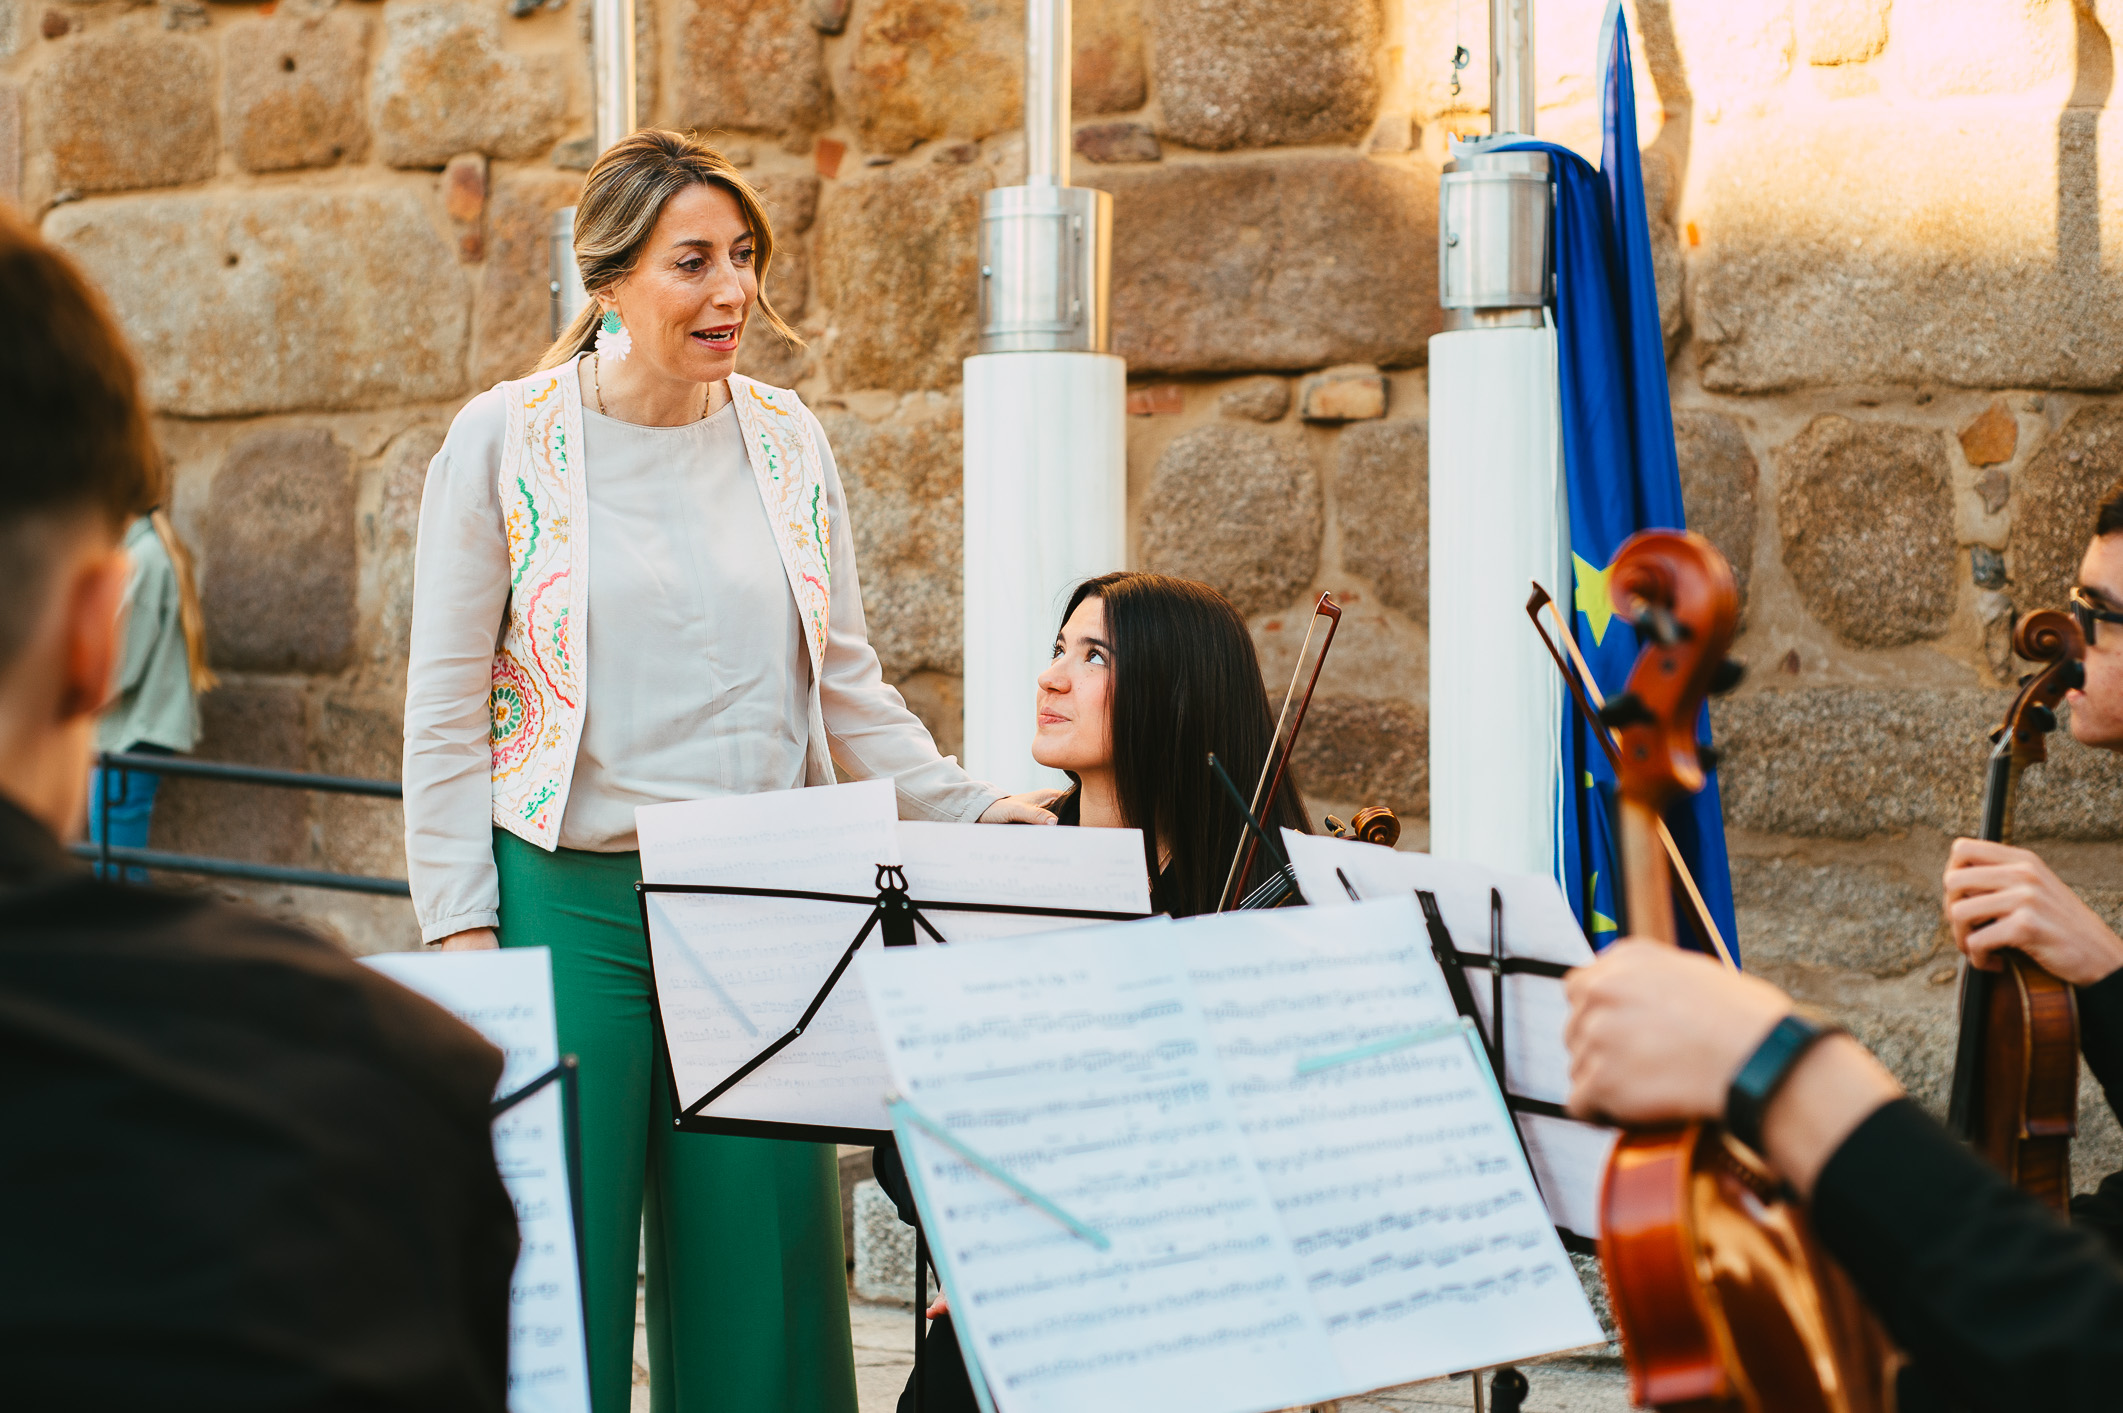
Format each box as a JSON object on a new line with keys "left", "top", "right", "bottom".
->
{"left": 1726, "top": 1012, "right": 1843, "bottom": 1155}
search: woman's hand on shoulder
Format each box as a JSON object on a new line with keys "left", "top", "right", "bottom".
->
{"left": 978, "top": 789, "right": 1065, "bottom": 825}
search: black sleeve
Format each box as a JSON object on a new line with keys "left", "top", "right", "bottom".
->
{"left": 1811, "top": 1098, "right": 2123, "bottom": 1410}
{"left": 2077, "top": 968, "right": 2123, "bottom": 1120}
{"left": 872, "top": 1137, "right": 920, "bottom": 1228}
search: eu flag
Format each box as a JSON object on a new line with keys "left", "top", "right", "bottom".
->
{"left": 1497, "top": 6, "right": 1740, "bottom": 958}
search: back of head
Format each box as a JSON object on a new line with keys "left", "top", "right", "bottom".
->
{"left": 0, "top": 205, "right": 159, "bottom": 673}
{"left": 1063, "top": 571, "right": 1308, "bottom": 916}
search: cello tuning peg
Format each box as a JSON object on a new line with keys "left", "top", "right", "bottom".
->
{"left": 1710, "top": 658, "right": 1746, "bottom": 695}
{"left": 1698, "top": 744, "right": 1722, "bottom": 773}
{"left": 1324, "top": 814, "right": 1350, "bottom": 838}
{"left": 2027, "top": 704, "right": 2059, "bottom": 734}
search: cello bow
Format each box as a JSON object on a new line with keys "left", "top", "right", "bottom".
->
{"left": 1594, "top": 530, "right": 1896, "bottom": 1413}
{"left": 1214, "top": 592, "right": 1342, "bottom": 912}
{"left": 1945, "top": 609, "right": 2086, "bottom": 1212}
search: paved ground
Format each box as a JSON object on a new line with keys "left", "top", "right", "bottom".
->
{"left": 627, "top": 1289, "right": 1630, "bottom": 1412}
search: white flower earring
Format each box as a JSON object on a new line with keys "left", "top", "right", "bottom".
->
{"left": 595, "top": 306, "right": 633, "bottom": 361}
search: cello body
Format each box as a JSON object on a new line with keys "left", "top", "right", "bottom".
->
{"left": 1946, "top": 609, "right": 2086, "bottom": 1211}
{"left": 1589, "top": 531, "right": 1898, "bottom": 1413}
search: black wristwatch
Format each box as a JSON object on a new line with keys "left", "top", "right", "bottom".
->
{"left": 1726, "top": 1012, "right": 1844, "bottom": 1155}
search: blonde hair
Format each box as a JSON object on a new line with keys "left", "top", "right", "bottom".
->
{"left": 535, "top": 129, "right": 802, "bottom": 373}
{"left": 149, "top": 507, "right": 217, "bottom": 694}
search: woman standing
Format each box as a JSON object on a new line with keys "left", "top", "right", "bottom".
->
{"left": 402, "top": 130, "right": 1055, "bottom": 1413}
{"left": 90, "top": 509, "right": 215, "bottom": 880}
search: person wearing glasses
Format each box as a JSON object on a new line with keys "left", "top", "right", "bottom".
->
{"left": 1942, "top": 479, "right": 2123, "bottom": 1248}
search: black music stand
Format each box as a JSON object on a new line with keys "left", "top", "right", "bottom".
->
{"left": 1409, "top": 886, "right": 1596, "bottom": 1256}
{"left": 638, "top": 865, "right": 1151, "bottom": 1410}
{"left": 637, "top": 863, "right": 1151, "bottom": 1144}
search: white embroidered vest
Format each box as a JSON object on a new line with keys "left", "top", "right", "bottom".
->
{"left": 488, "top": 360, "right": 834, "bottom": 849}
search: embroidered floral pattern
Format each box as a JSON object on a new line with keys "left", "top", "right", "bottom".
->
{"left": 489, "top": 366, "right": 589, "bottom": 848}
{"left": 489, "top": 654, "right": 542, "bottom": 778}
{"left": 486, "top": 367, "right": 833, "bottom": 850}
{"left": 729, "top": 378, "right": 833, "bottom": 673}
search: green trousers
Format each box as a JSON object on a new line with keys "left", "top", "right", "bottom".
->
{"left": 494, "top": 830, "right": 858, "bottom": 1413}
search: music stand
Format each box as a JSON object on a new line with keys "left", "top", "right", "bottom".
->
{"left": 638, "top": 864, "right": 1150, "bottom": 1409}
{"left": 1414, "top": 887, "right": 1596, "bottom": 1255}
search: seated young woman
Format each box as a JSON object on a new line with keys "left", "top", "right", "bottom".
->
{"left": 1033, "top": 569, "right": 1310, "bottom": 916}
{"left": 875, "top": 571, "right": 1312, "bottom": 1413}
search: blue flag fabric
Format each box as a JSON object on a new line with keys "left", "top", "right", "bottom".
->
{"left": 1495, "top": 9, "right": 1740, "bottom": 959}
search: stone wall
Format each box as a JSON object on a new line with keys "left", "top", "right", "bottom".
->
{"left": 28, "top": 0, "right": 2123, "bottom": 1173}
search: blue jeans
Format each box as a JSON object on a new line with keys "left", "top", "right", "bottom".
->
{"left": 87, "top": 744, "right": 170, "bottom": 882}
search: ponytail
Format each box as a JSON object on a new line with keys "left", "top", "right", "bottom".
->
{"left": 149, "top": 508, "right": 217, "bottom": 694}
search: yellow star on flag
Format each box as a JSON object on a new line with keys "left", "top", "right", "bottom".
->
{"left": 1572, "top": 552, "right": 1615, "bottom": 647}
{"left": 1587, "top": 871, "right": 1618, "bottom": 933}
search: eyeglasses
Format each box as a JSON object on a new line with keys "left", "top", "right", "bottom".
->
{"left": 2070, "top": 586, "right": 2123, "bottom": 646}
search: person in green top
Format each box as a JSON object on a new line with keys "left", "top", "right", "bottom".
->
{"left": 89, "top": 509, "right": 213, "bottom": 880}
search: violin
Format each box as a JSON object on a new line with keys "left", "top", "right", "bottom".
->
{"left": 1945, "top": 609, "right": 2087, "bottom": 1210}
{"left": 1594, "top": 530, "right": 1896, "bottom": 1413}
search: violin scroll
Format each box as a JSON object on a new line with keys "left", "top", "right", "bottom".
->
{"left": 1603, "top": 531, "right": 1742, "bottom": 816}
{"left": 1998, "top": 609, "right": 2087, "bottom": 766}
{"left": 1325, "top": 805, "right": 1401, "bottom": 848}
{"left": 2015, "top": 608, "right": 2085, "bottom": 671}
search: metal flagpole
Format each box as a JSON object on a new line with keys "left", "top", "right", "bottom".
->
{"left": 549, "top": 0, "right": 637, "bottom": 336}
{"left": 1427, "top": 0, "right": 1566, "bottom": 878}
{"left": 960, "top": 0, "right": 1127, "bottom": 788}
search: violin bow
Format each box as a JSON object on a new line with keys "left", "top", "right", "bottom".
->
{"left": 1214, "top": 592, "right": 1343, "bottom": 913}
{"left": 1526, "top": 583, "right": 1739, "bottom": 972}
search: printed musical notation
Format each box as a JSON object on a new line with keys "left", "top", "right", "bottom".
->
{"left": 636, "top": 784, "right": 1154, "bottom": 1136}
{"left": 1280, "top": 832, "right": 1620, "bottom": 1240}
{"left": 361, "top": 948, "right": 591, "bottom": 1413}
{"left": 859, "top": 900, "right": 1603, "bottom": 1413}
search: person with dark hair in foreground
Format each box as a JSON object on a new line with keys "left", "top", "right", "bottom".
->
{"left": 1567, "top": 940, "right": 2123, "bottom": 1411}
{"left": 874, "top": 571, "right": 1310, "bottom": 1410}
{"left": 0, "top": 206, "right": 518, "bottom": 1408}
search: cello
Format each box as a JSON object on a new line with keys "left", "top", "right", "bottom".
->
{"left": 1594, "top": 530, "right": 1897, "bottom": 1413}
{"left": 1945, "top": 609, "right": 2088, "bottom": 1210}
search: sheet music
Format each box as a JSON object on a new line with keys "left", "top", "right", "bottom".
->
{"left": 1174, "top": 902, "right": 1602, "bottom": 1393}
{"left": 639, "top": 787, "right": 1154, "bottom": 1135}
{"left": 861, "top": 906, "right": 1603, "bottom": 1413}
{"left": 1282, "top": 832, "right": 1618, "bottom": 1236}
{"left": 360, "top": 948, "right": 591, "bottom": 1413}
{"left": 896, "top": 820, "right": 1153, "bottom": 941}
{"left": 863, "top": 919, "right": 1339, "bottom": 1413}
{"left": 637, "top": 777, "right": 899, "bottom": 889}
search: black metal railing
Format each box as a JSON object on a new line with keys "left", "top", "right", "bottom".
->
{"left": 73, "top": 750, "right": 411, "bottom": 897}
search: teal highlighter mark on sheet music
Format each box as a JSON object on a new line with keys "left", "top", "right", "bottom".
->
{"left": 886, "top": 1093, "right": 1111, "bottom": 1252}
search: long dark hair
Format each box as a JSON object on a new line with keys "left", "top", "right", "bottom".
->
{"left": 1058, "top": 572, "right": 1309, "bottom": 917}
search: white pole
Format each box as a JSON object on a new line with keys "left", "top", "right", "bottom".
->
{"left": 1427, "top": 0, "right": 1564, "bottom": 877}
{"left": 590, "top": 0, "right": 636, "bottom": 155}
{"left": 551, "top": 0, "right": 636, "bottom": 337}
{"left": 961, "top": 0, "right": 1127, "bottom": 789}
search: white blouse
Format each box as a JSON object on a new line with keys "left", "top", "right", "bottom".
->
{"left": 402, "top": 383, "right": 1000, "bottom": 943}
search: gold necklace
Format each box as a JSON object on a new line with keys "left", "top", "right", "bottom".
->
{"left": 592, "top": 353, "right": 713, "bottom": 422}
